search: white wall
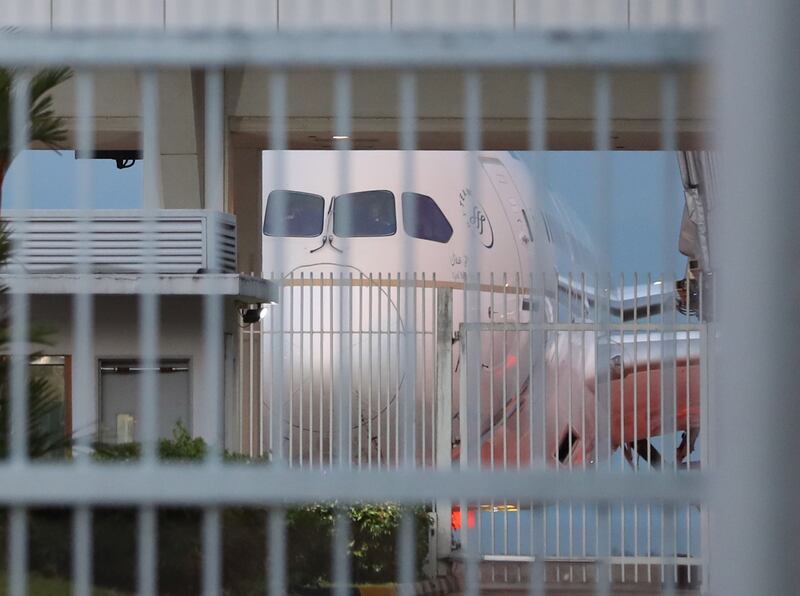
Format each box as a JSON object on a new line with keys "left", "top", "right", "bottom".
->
{"left": 28, "top": 294, "right": 238, "bottom": 449}
{"left": 0, "top": 0, "right": 714, "bottom": 31}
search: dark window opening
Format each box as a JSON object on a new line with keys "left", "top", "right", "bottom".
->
{"left": 263, "top": 190, "right": 325, "bottom": 237}
{"left": 333, "top": 190, "right": 396, "bottom": 237}
{"left": 521, "top": 208, "right": 534, "bottom": 244}
{"left": 402, "top": 192, "right": 453, "bottom": 243}
{"left": 556, "top": 427, "right": 580, "bottom": 464}
{"left": 542, "top": 213, "right": 553, "bottom": 244}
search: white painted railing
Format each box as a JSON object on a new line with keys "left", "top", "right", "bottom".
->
{"left": 2, "top": 210, "right": 236, "bottom": 274}
{"left": 239, "top": 272, "right": 708, "bottom": 586}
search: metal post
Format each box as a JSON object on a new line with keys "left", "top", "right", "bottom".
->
{"left": 434, "top": 287, "right": 454, "bottom": 576}
{"left": 713, "top": 2, "right": 800, "bottom": 595}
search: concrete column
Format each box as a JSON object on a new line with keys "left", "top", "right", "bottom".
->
{"left": 227, "top": 145, "right": 263, "bottom": 275}
{"left": 158, "top": 70, "right": 205, "bottom": 209}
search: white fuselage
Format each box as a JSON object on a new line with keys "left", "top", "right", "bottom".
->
{"left": 261, "top": 151, "right": 599, "bottom": 467}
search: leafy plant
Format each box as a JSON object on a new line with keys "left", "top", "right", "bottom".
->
{"left": 0, "top": 57, "right": 72, "bottom": 211}
{"left": 287, "top": 502, "right": 431, "bottom": 587}
{"left": 0, "top": 222, "right": 71, "bottom": 459}
{"left": 12, "top": 424, "right": 433, "bottom": 594}
{"left": 91, "top": 421, "right": 252, "bottom": 462}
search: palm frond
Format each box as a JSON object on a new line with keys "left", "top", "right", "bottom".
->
{"left": 28, "top": 68, "right": 72, "bottom": 149}
{"left": 0, "top": 67, "right": 14, "bottom": 156}
{"left": 0, "top": 66, "right": 72, "bottom": 157}
{"left": 0, "top": 225, "right": 71, "bottom": 459}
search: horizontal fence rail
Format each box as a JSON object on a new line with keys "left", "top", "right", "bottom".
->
{"left": 0, "top": 467, "right": 705, "bottom": 505}
{"left": 0, "top": 0, "right": 718, "bottom": 32}
{"left": 0, "top": 30, "right": 706, "bottom": 68}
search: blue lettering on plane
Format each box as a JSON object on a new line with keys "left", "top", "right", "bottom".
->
{"left": 459, "top": 188, "right": 494, "bottom": 249}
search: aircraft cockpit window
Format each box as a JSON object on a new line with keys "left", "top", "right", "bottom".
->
{"left": 333, "top": 190, "right": 397, "bottom": 237}
{"left": 401, "top": 192, "right": 453, "bottom": 243}
{"left": 263, "top": 190, "right": 325, "bottom": 237}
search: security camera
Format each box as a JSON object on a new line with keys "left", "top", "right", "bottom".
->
{"left": 240, "top": 304, "right": 266, "bottom": 325}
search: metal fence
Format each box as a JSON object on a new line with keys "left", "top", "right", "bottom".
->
{"left": 0, "top": 1, "right": 796, "bottom": 595}
{"left": 240, "top": 272, "right": 707, "bottom": 587}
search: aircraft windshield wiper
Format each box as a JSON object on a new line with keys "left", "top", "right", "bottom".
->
{"left": 309, "top": 199, "right": 342, "bottom": 253}
{"left": 309, "top": 235, "right": 328, "bottom": 253}
{"left": 327, "top": 236, "right": 343, "bottom": 253}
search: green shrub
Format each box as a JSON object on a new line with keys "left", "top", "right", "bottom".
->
{"left": 287, "top": 502, "right": 431, "bottom": 587}
{"left": 12, "top": 424, "right": 433, "bottom": 594}
{"left": 91, "top": 421, "right": 207, "bottom": 462}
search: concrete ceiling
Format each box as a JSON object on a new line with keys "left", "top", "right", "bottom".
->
{"left": 48, "top": 66, "right": 710, "bottom": 152}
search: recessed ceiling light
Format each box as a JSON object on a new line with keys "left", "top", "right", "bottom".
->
{"left": 332, "top": 135, "right": 350, "bottom": 140}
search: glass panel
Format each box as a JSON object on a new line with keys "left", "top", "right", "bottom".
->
{"left": 98, "top": 359, "right": 191, "bottom": 443}
{"left": 333, "top": 190, "right": 397, "bottom": 237}
{"left": 401, "top": 192, "right": 453, "bottom": 243}
{"left": 29, "top": 356, "right": 67, "bottom": 455}
{"left": 263, "top": 190, "right": 325, "bottom": 237}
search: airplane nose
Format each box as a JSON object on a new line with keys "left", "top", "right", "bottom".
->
{"left": 262, "top": 266, "right": 406, "bottom": 460}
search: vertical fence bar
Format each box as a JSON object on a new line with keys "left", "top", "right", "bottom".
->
{"left": 435, "top": 288, "right": 454, "bottom": 574}
{"left": 377, "top": 274, "right": 384, "bottom": 468}
{"left": 398, "top": 509, "right": 416, "bottom": 596}
{"left": 202, "top": 66, "right": 225, "bottom": 596}
{"left": 72, "top": 68, "right": 95, "bottom": 450}
{"left": 333, "top": 511, "right": 352, "bottom": 596}
{"left": 138, "top": 67, "right": 161, "bottom": 596}
{"left": 8, "top": 508, "right": 27, "bottom": 596}
{"left": 298, "top": 277, "right": 305, "bottom": 468}
{"left": 646, "top": 273, "right": 653, "bottom": 583}
{"left": 487, "top": 276, "right": 495, "bottom": 578}
{"left": 593, "top": 70, "right": 612, "bottom": 596}
{"left": 660, "top": 69, "right": 679, "bottom": 596}
{"left": 367, "top": 274, "right": 373, "bottom": 469}
{"left": 6, "top": 63, "right": 39, "bottom": 596}
{"left": 239, "top": 324, "right": 245, "bottom": 454}
{"left": 246, "top": 325, "right": 253, "bottom": 455}
{"left": 139, "top": 68, "right": 160, "bottom": 463}
{"left": 397, "top": 152, "right": 418, "bottom": 590}
{"left": 204, "top": 68, "right": 225, "bottom": 461}
{"left": 72, "top": 67, "right": 96, "bottom": 596}
{"left": 528, "top": 70, "right": 547, "bottom": 596}
{"left": 138, "top": 505, "right": 157, "bottom": 596}
{"left": 8, "top": 70, "right": 31, "bottom": 465}
{"left": 400, "top": 71, "right": 417, "bottom": 472}
{"left": 713, "top": 2, "right": 800, "bottom": 595}
{"left": 348, "top": 273, "right": 355, "bottom": 467}
{"left": 268, "top": 509, "right": 287, "bottom": 596}
{"left": 333, "top": 71, "right": 352, "bottom": 468}
{"left": 261, "top": 295, "right": 267, "bottom": 459}
{"left": 268, "top": 71, "right": 288, "bottom": 466}
{"left": 463, "top": 69, "right": 482, "bottom": 596}
{"left": 699, "top": 272, "right": 711, "bottom": 589}
{"left": 394, "top": 275, "right": 401, "bottom": 467}
{"left": 312, "top": 273, "right": 319, "bottom": 466}
{"left": 73, "top": 506, "right": 93, "bottom": 596}
{"left": 202, "top": 507, "right": 222, "bottom": 596}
